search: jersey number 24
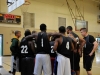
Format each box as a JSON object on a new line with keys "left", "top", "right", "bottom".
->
{"left": 21, "top": 45, "right": 28, "bottom": 54}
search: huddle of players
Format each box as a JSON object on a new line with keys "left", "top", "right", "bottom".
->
{"left": 10, "top": 23, "right": 98, "bottom": 75}
{"left": 20, "top": 24, "right": 74, "bottom": 75}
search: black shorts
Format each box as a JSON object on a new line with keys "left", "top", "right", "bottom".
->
{"left": 21, "top": 57, "right": 34, "bottom": 75}
{"left": 70, "top": 51, "right": 80, "bottom": 71}
{"left": 83, "top": 54, "right": 95, "bottom": 71}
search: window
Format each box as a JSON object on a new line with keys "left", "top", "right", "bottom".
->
{"left": 23, "top": 12, "right": 35, "bottom": 28}
{"left": 58, "top": 17, "right": 66, "bottom": 27}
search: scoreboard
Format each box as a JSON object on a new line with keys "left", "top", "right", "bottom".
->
{"left": 0, "top": 13, "right": 21, "bottom": 24}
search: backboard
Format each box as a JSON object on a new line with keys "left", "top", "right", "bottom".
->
{"left": 7, "top": 0, "right": 25, "bottom": 13}
{"left": 75, "top": 20, "right": 88, "bottom": 31}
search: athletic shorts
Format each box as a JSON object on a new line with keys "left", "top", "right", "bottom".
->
{"left": 56, "top": 53, "right": 71, "bottom": 75}
{"left": 21, "top": 57, "right": 34, "bottom": 75}
{"left": 83, "top": 54, "right": 95, "bottom": 71}
{"left": 70, "top": 51, "right": 80, "bottom": 71}
{"left": 50, "top": 57, "right": 55, "bottom": 75}
{"left": 34, "top": 54, "right": 52, "bottom": 75}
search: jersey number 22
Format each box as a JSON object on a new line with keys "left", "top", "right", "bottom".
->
{"left": 21, "top": 45, "right": 28, "bottom": 53}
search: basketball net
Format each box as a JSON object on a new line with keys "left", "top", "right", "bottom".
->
{"left": 20, "top": 0, "right": 30, "bottom": 15}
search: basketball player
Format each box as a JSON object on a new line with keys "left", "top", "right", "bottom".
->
{"left": 80, "top": 28, "right": 98, "bottom": 75}
{"left": 50, "top": 36, "right": 59, "bottom": 75}
{"left": 20, "top": 29, "right": 35, "bottom": 75}
{"left": 32, "top": 30, "right": 37, "bottom": 34}
{"left": 9, "top": 30, "right": 21, "bottom": 75}
{"left": 66, "top": 26, "right": 85, "bottom": 75}
{"left": 53, "top": 26, "right": 74, "bottom": 75}
{"left": 23, "top": 24, "right": 61, "bottom": 75}
{"left": 32, "top": 30, "right": 37, "bottom": 54}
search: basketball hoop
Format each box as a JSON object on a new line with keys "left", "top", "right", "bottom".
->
{"left": 20, "top": 0, "right": 31, "bottom": 14}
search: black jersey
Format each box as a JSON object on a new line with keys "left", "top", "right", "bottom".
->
{"left": 32, "top": 38, "right": 37, "bottom": 54}
{"left": 32, "top": 38, "right": 37, "bottom": 48}
{"left": 83, "top": 35, "right": 95, "bottom": 55}
{"left": 50, "top": 41, "right": 57, "bottom": 57}
{"left": 71, "top": 32, "right": 80, "bottom": 50}
{"left": 36, "top": 32, "right": 51, "bottom": 54}
{"left": 20, "top": 37, "right": 34, "bottom": 57}
{"left": 57, "top": 36, "right": 72, "bottom": 58}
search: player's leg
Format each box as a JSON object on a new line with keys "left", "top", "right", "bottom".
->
{"left": 27, "top": 57, "right": 34, "bottom": 75}
{"left": 12, "top": 56, "right": 17, "bottom": 75}
{"left": 64, "top": 57, "right": 71, "bottom": 75}
{"left": 57, "top": 54, "right": 65, "bottom": 75}
{"left": 75, "top": 53, "right": 80, "bottom": 75}
{"left": 34, "top": 54, "right": 42, "bottom": 75}
{"left": 16, "top": 57, "right": 19, "bottom": 72}
{"left": 86, "top": 55, "right": 95, "bottom": 75}
{"left": 21, "top": 58, "right": 27, "bottom": 75}
{"left": 87, "top": 71, "right": 92, "bottom": 75}
{"left": 70, "top": 51, "right": 74, "bottom": 71}
{"left": 9, "top": 56, "right": 14, "bottom": 73}
{"left": 42, "top": 54, "right": 52, "bottom": 75}
{"left": 51, "top": 57, "right": 55, "bottom": 75}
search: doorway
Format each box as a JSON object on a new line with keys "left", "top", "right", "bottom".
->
{"left": 0, "top": 34, "right": 3, "bottom": 66}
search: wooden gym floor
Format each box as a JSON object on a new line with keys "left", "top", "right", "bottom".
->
{"left": 2, "top": 50, "right": 100, "bottom": 75}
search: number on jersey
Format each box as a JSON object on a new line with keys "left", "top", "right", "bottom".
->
{"left": 41, "top": 38, "right": 43, "bottom": 47}
{"left": 66, "top": 42, "right": 69, "bottom": 50}
{"left": 51, "top": 46, "right": 54, "bottom": 53}
{"left": 21, "top": 45, "right": 28, "bottom": 53}
{"left": 76, "top": 37, "right": 79, "bottom": 44}
{"left": 84, "top": 44, "right": 86, "bottom": 48}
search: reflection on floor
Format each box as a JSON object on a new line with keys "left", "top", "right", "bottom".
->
{"left": 2, "top": 50, "right": 100, "bottom": 75}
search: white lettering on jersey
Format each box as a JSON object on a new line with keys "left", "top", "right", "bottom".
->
{"left": 76, "top": 37, "right": 79, "bottom": 44}
{"left": 66, "top": 42, "right": 69, "bottom": 50}
{"left": 41, "top": 38, "right": 43, "bottom": 47}
{"left": 21, "top": 45, "right": 28, "bottom": 53}
{"left": 51, "top": 46, "right": 54, "bottom": 53}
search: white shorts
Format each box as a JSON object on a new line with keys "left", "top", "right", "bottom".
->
{"left": 11, "top": 56, "right": 19, "bottom": 72}
{"left": 57, "top": 53, "right": 71, "bottom": 75}
{"left": 34, "top": 54, "right": 52, "bottom": 75}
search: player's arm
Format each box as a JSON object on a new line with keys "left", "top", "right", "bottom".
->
{"left": 47, "top": 32, "right": 62, "bottom": 37}
{"left": 68, "top": 33, "right": 78, "bottom": 42}
{"left": 79, "top": 37, "right": 86, "bottom": 50}
{"left": 29, "top": 41, "right": 35, "bottom": 53}
{"left": 24, "top": 33, "right": 38, "bottom": 41}
{"left": 90, "top": 41, "right": 98, "bottom": 56}
{"left": 89, "top": 36, "right": 98, "bottom": 56}
{"left": 71, "top": 42, "right": 74, "bottom": 51}
{"left": 53, "top": 39, "right": 59, "bottom": 51}
{"left": 78, "top": 37, "right": 86, "bottom": 56}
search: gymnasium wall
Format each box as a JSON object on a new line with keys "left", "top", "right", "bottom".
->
{"left": 0, "top": 0, "right": 100, "bottom": 55}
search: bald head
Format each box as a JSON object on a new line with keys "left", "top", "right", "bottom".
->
{"left": 24, "top": 29, "right": 31, "bottom": 36}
